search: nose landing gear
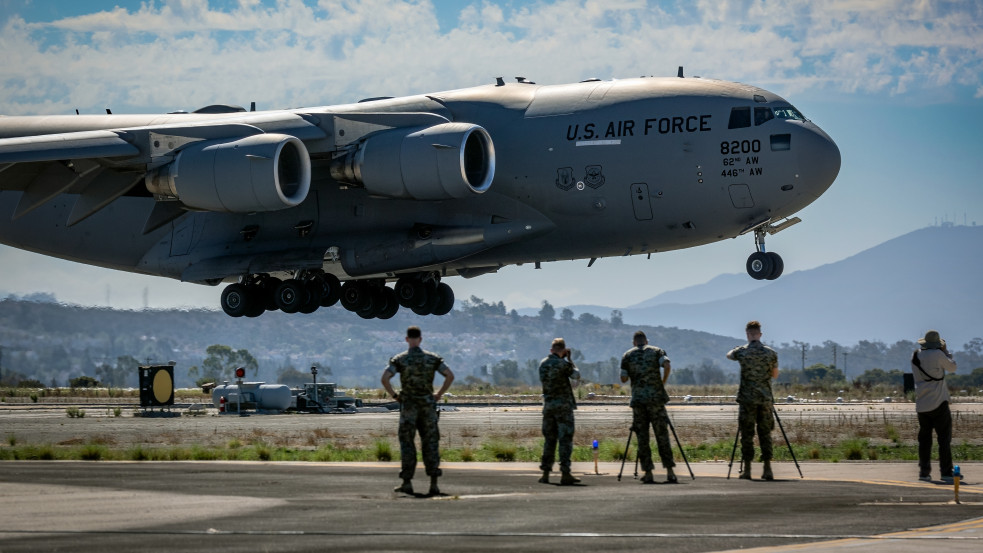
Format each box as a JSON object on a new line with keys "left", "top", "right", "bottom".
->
{"left": 743, "top": 217, "right": 799, "bottom": 281}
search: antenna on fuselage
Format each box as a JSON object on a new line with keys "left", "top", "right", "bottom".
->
{"left": 677, "top": 66, "right": 684, "bottom": 78}
{"left": 250, "top": 101, "right": 256, "bottom": 112}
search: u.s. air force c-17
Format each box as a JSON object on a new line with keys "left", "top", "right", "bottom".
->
{"left": 0, "top": 69, "right": 840, "bottom": 319}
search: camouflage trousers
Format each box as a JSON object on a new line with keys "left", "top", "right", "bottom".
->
{"left": 540, "top": 405, "right": 575, "bottom": 472}
{"left": 632, "top": 403, "right": 675, "bottom": 472}
{"left": 738, "top": 401, "right": 774, "bottom": 462}
{"left": 398, "top": 399, "right": 442, "bottom": 480}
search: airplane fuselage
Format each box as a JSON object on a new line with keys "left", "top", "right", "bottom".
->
{"left": 0, "top": 75, "right": 840, "bottom": 318}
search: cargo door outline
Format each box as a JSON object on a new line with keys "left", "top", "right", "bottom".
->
{"left": 630, "top": 183, "right": 653, "bottom": 220}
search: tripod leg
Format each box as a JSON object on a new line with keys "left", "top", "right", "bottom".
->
{"left": 772, "top": 406, "right": 803, "bottom": 478}
{"left": 667, "top": 415, "right": 695, "bottom": 480}
{"left": 727, "top": 425, "right": 741, "bottom": 480}
{"left": 617, "top": 428, "right": 633, "bottom": 481}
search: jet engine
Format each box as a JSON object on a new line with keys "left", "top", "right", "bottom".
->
{"left": 146, "top": 133, "right": 311, "bottom": 212}
{"left": 330, "top": 122, "right": 495, "bottom": 200}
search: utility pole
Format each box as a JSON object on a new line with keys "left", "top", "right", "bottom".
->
{"left": 832, "top": 344, "right": 837, "bottom": 369}
{"left": 800, "top": 344, "right": 806, "bottom": 371}
{"left": 843, "top": 352, "right": 849, "bottom": 381}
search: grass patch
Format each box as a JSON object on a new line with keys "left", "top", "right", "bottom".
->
{"left": 373, "top": 440, "right": 393, "bottom": 462}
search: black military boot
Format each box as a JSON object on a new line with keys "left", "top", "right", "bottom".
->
{"left": 666, "top": 466, "right": 677, "bottom": 483}
{"left": 394, "top": 478, "right": 413, "bottom": 494}
{"left": 538, "top": 470, "right": 550, "bottom": 484}
{"left": 560, "top": 471, "right": 581, "bottom": 485}
{"left": 740, "top": 459, "right": 752, "bottom": 480}
{"left": 640, "top": 470, "right": 655, "bottom": 483}
{"left": 762, "top": 460, "right": 774, "bottom": 481}
{"left": 428, "top": 475, "right": 440, "bottom": 496}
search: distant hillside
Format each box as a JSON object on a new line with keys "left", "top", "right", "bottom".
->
{"left": 0, "top": 298, "right": 743, "bottom": 389}
{"left": 618, "top": 224, "right": 983, "bottom": 348}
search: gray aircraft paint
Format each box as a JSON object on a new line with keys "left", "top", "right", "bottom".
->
{"left": 0, "top": 75, "right": 840, "bottom": 318}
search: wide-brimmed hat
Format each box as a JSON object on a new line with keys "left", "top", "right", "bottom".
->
{"left": 918, "top": 330, "right": 946, "bottom": 349}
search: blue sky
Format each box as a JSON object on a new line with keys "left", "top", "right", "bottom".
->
{"left": 0, "top": 0, "right": 981, "bottom": 316}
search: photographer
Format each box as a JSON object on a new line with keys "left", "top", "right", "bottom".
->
{"left": 538, "top": 338, "right": 581, "bottom": 485}
{"left": 620, "top": 330, "right": 676, "bottom": 484}
{"left": 726, "top": 320, "right": 778, "bottom": 480}
{"left": 912, "top": 330, "right": 958, "bottom": 483}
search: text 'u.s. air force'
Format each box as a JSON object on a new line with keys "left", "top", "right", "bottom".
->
{"left": 566, "top": 115, "right": 712, "bottom": 141}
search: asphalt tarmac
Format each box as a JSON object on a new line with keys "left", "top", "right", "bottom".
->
{"left": 1, "top": 461, "right": 981, "bottom": 553}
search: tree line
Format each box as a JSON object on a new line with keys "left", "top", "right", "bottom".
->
{"left": 1, "top": 296, "right": 981, "bottom": 390}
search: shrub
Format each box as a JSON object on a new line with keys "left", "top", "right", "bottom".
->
{"left": 374, "top": 440, "right": 393, "bottom": 462}
{"left": 80, "top": 444, "right": 105, "bottom": 460}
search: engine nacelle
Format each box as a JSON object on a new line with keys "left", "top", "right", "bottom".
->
{"left": 146, "top": 133, "right": 311, "bottom": 212}
{"left": 330, "top": 122, "right": 495, "bottom": 200}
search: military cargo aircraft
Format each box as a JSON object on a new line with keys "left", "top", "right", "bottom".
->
{"left": 0, "top": 69, "right": 840, "bottom": 319}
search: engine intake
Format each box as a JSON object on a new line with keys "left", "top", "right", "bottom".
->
{"left": 330, "top": 122, "right": 495, "bottom": 200}
{"left": 146, "top": 133, "right": 311, "bottom": 212}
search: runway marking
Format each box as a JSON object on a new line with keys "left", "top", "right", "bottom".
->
{"left": 808, "top": 477, "right": 983, "bottom": 494}
{"left": 2, "top": 527, "right": 981, "bottom": 540}
{"left": 713, "top": 516, "right": 983, "bottom": 552}
{"left": 433, "top": 492, "right": 531, "bottom": 500}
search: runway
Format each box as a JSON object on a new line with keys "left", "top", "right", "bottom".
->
{"left": 0, "top": 461, "right": 980, "bottom": 552}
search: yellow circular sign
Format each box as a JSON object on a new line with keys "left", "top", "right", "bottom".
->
{"left": 152, "top": 369, "right": 173, "bottom": 404}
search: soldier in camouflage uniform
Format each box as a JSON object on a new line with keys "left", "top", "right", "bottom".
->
{"left": 538, "top": 338, "right": 582, "bottom": 485}
{"left": 727, "top": 320, "right": 779, "bottom": 480}
{"left": 381, "top": 326, "right": 455, "bottom": 496}
{"left": 620, "top": 330, "right": 676, "bottom": 484}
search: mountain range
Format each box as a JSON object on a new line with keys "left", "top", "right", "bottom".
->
{"left": 556, "top": 224, "right": 982, "bottom": 348}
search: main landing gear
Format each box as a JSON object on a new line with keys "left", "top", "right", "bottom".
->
{"left": 219, "top": 271, "right": 454, "bottom": 319}
{"left": 743, "top": 218, "right": 800, "bottom": 281}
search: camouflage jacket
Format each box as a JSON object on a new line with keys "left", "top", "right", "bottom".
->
{"left": 386, "top": 346, "right": 449, "bottom": 402}
{"left": 729, "top": 341, "right": 777, "bottom": 404}
{"left": 539, "top": 353, "right": 580, "bottom": 411}
{"left": 620, "top": 345, "right": 670, "bottom": 407}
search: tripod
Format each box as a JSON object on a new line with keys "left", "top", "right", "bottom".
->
{"left": 667, "top": 415, "right": 695, "bottom": 480}
{"left": 617, "top": 428, "right": 637, "bottom": 481}
{"left": 727, "top": 406, "right": 803, "bottom": 479}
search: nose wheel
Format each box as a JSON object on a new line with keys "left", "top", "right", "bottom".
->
{"left": 745, "top": 224, "right": 786, "bottom": 280}
{"left": 746, "top": 251, "right": 784, "bottom": 280}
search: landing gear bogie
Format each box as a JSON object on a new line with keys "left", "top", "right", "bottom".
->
{"left": 220, "top": 272, "right": 460, "bottom": 319}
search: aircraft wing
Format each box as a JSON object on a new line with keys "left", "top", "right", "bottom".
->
{"left": 0, "top": 130, "right": 140, "bottom": 164}
{"left": 0, "top": 113, "right": 329, "bottom": 226}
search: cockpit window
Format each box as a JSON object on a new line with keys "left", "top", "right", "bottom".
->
{"left": 728, "top": 107, "right": 751, "bottom": 129}
{"left": 773, "top": 106, "right": 806, "bottom": 121}
{"left": 754, "top": 107, "right": 774, "bottom": 126}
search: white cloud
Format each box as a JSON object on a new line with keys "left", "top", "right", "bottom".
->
{"left": 0, "top": 0, "right": 980, "bottom": 116}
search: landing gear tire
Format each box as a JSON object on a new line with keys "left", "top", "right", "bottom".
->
{"left": 411, "top": 282, "right": 440, "bottom": 316}
{"left": 298, "top": 276, "right": 323, "bottom": 314}
{"left": 431, "top": 283, "right": 454, "bottom": 316}
{"left": 319, "top": 273, "right": 341, "bottom": 307}
{"left": 746, "top": 252, "right": 774, "bottom": 280}
{"left": 243, "top": 284, "right": 266, "bottom": 318}
{"left": 765, "top": 252, "right": 784, "bottom": 280}
{"left": 221, "top": 283, "right": 252, "bottom": 317}
{"left": 376, "top": 287, "right": 400, "bottom": 319}
{"left": 395, "top": 277, "right": 426, "bottom": 308}
{"left": 341, "top": 281, "right": 372, "bottom": 312}
{"left": 275, "top": 279, "right": 308, "bottom": 313}
{"left": 257, "top": 276, "right": 281, "bottom": 312}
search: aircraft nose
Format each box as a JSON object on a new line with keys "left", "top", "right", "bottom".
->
{"left": 799, "top": 124, "right": 841, "bottom": 198}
